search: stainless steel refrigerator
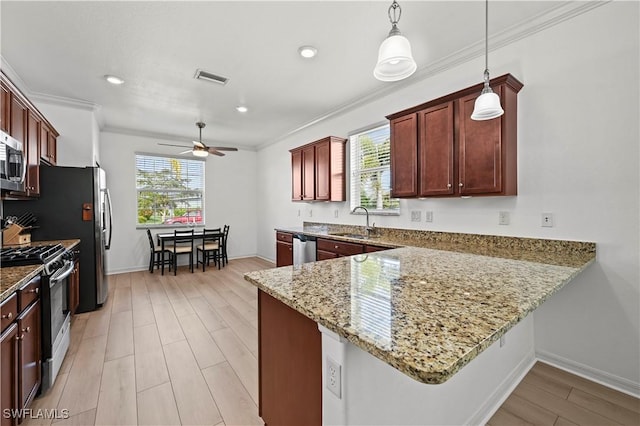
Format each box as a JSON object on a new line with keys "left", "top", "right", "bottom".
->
{"left": 4, "top": 165, "right": 113, "bottom": 313}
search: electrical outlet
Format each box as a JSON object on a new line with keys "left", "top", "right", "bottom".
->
{"left": 541, "top": 213, "right": 554, "bottom": 227}
{"left": 297, "top": 209, "right": 301, "bottom": 217}
{"left": 500, "top": 335, "right": 506, "bottom": 347}
{"left": 498, "top": 211, "right": 510, "bottom": 225}
{"left": 410, "top": 210, "right": 422, "bottom": 222}
{"left": 308, "top": 209, "right": 313, "bottom": 218}
{"left": 425, "top": 211, "right": 433, "bottom": 223}
{"left": 326, "top": 357, "right": 341, "bottom": 398}
{"left": 334, "top": 209, "right": 339, "bottom": 218}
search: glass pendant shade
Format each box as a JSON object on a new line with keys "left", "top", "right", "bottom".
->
{"left": 471, "top": 89, "right": 504, "bottom": 120}
{"left": 374, "top": 33, "right": 417, "bottom": 81}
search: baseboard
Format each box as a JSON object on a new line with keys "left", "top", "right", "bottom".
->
{"left": 470, "top": 353, "right": 537, "bottom": 425}
{"left": 536, "top": 349, "right": 640, "bottom": 398}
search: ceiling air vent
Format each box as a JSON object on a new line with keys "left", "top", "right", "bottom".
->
{"left": 194, "top": 69, "right": 229, "bottom": 85}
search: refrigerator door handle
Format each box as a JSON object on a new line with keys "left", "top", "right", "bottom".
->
{"left": 105, "top": 188, "right": 113, "bottom": 250}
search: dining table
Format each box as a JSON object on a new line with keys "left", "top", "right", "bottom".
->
{"left": 156, "top": 229, "right": 224, "bottom": 275}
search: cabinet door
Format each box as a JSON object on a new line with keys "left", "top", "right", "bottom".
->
{"left": 390, "top": 114, "right": 418, "bottom": 198}
{"left": 1, "top": 323, "right": 19, "bottom": 426}
{"left": 418, "top": 102, "right": 454, "bottom": 196}
{"left": 314, "top": 139, "right": 330, "bottom": 201}
{"left": 48, "top": 133, "right": 57, "bottom": 165}
{"left": 457, "top": 90, "right": 503, "bottom": 195}
{"left": 40, "top": 124, "right": 50, "bottom": 161}
{"left": 302, "top": 145, "right": 315, "bottom": 201}
{"left": 70, "top": 262, "right": 80, "bottom": 315}
{"left": 18, "top": 301, "right": 40, "bottom": 411}
{"left": 10, "top": 95, "right": 27, "bottom": 143}
{"left": 316, "top": 249, "right": 338, "bottom": 261}
{"left": 26, "top": 112, "right": 40, "bottom": 196}
{"left": 276, "top": 241, "right": 293, "bottom": 267}
{"left": 291, "top": 149, "right": 303, "bottom": 201}
{"left": 0, "top": 82, "right": 9, "bottom": 133}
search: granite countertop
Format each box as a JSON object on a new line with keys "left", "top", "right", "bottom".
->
{"left": 246, "top": 225, "right": 595, "bottom": 384}
{"left": 0, "top": 239, "right": 80, "bottom": 302}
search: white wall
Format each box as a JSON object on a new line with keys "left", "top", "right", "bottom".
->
{"left": 256, "top": 3, "right": 639, "bottom": 389}
{"left": 99, "top": 131, "right": 258, "bottom": 274}
{"left": 32, "top": 101, "right": 100, "bottom": 167}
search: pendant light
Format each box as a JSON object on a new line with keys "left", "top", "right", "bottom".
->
{"left": 471, "top": 0, "right": 503, "bottom": 121}
{"left": 373, "top": 0, "right": 417, "bottom": 82}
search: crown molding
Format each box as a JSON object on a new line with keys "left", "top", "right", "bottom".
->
{"left": 101, "top": 125, "right": 255, "bottom": 152}
{"left": 29, "top": 91, "right": 100, "bottom": 112}
{"left": 257, "top": 0, "right": 609, "bottom": 151}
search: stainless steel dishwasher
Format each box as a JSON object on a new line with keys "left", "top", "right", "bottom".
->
{"left": 293, "top": 234, "right": 317, "bottom": 266}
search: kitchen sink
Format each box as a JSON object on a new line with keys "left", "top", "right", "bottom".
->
{"left": 328, "top": 232, "right": 368, "bottom": 239}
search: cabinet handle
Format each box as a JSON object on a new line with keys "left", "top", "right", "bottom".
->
{"left": 334, "top": 245, "right": 339, "bottom": 249}
{"left": 2, "top": 312, "right": 13, "bottom": 320}
{"left": 22, "top": 326, "right": 30, "bottom": 333}
{"left": 27, "top": 288, "right": 39, "bottom": 294}
{"left": 16, "top": 334, "right": 24, "bottom": 341}
{"left": 447, "top": 183, "right": 452, "bottom": 188}
{"left": 459, "top": 183, "right": 464, "bottom": 187}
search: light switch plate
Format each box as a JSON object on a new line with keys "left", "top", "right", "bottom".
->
{"left": 425, "top": 211, "right": 433, "bottom": 223}
{"left": 498, "top": 211, "right": 510, "bottom": 226}
{"left": 411, "top": 210, "right": 422, "bottom": 222}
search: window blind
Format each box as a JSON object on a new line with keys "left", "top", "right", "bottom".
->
{"left": 135, "top": 153, "right": 205, "bottom": 227}
{"left": 349, "top": 124, "right": 399, "bottom": 214}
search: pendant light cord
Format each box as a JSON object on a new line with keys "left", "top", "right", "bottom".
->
{"left": 485, "top": 0, "right": 489, "bottom": 72}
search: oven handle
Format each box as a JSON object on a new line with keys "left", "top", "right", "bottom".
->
{"left": 49, "top": 261, "right": 75, "bottom": 287}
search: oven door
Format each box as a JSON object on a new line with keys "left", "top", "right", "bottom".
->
{"left": 41, "top": 260, "right": 74, "bottom": 393}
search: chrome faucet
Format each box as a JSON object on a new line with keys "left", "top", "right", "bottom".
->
{"left": 351, "top": 206, "right": 374, "bottom": 237}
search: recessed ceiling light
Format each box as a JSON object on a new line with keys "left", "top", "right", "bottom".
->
{"left": 298, "top": 46, "right": 317, "bottom": 59}
{"left": 104, "top": 75, "right": 125, "bottom": 85}
{"left": 236, "top": 106, "right": 248, "bottom": 113}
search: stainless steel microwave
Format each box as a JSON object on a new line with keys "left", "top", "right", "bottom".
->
{"left": 0, "top": 130, "right": 26, "bottom": 192}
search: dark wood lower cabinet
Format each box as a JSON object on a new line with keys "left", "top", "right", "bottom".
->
{"left": 1, "top": 323, "right": 19, "bottom": 426}
{"left": 258, "top": 290, "right": 322, "bottom": 426}
{"left": 275, "top": 241, "right": 293, "bottom": 267}
{"left": 18, "top": 301, "right": 40, "bottom": 412}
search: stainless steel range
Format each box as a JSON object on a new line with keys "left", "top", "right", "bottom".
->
{"left": 1, "top": 243, "right": 75, "bottom": 393}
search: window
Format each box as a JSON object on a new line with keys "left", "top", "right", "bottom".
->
{"left": 136, "top": 153, "right": 205, "bottom": 227}
{"left": 350, "top": 123, "right": 399, "bottom": 214}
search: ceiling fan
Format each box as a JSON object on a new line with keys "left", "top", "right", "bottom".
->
{"left": 159, "top": 122, "right": 238, "bottom": 157}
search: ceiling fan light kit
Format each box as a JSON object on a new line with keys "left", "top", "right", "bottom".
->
{"left": 374, "top": 0, "right": 417, "bottom": 82}
{"left": 157, "top": 121, "right": 238, "bottom": 158}
{"left": 471, "top": 0, "right": 504, "bottom": 121}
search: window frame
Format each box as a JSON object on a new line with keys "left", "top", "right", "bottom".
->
{"left": 135, "top": 152, "right": 206, "bottom": 229}
{"left": 349, "top": 122, "right": 400, "bottom": 216}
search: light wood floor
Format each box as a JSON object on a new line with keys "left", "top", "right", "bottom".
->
{"left": 24, "top": 257, "right": 639, "bottom": 426}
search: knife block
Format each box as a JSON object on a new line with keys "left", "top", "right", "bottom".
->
{"left": 3, "top": 224, "right": 31, "bottom": 246}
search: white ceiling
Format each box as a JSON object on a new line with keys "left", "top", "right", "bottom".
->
{"left": 0, "top": 1, "right": 594, "bottom": 150}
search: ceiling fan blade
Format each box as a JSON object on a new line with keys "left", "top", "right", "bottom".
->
{"left": 159, "top": 143, "right": 190, "bottom": 148}
{"left": 209, "top": 147, "right": 238, "bottom": 151}
{"left": 179, "top": 149, "right": 192, "bottom": 154}
{"left": 207, "top": 148, "right": 225, "bottom": 156}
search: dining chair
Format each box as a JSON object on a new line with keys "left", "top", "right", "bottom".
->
{"left": 196, "top": 228, "right": 221, "bottom": 271}
{"left": 166, "top": 229, "right": 195, "bottom": 275}
{"left": 146, "top": 229, "right": 172, "bottom": 273}
{"left": 221, "top": 225, "right": 230, "bottom": 267}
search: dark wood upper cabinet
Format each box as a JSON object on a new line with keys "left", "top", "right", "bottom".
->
{"left": 290, "top": 136, "right": 346, "bottom": 202}
{"left": 26, "top": 112, "right": 41, "bottom": 196}
{"left": 291, "top": 150, "right": 303, "bottom": 201}
{"left": 0, "top": 82, "right": 9, "bottom": 133}
{"left": 418, "top": 102, "right": 454, "bottom": 197}
{"left": 387, "top": 73, "right": 523, "bottom": 198}
{"left": 10, "top": 95, "right": 27, "bottom": 143}
{"left": 302, "top": 145, "right": 316, "bottom": 201}
{"left": 390, "top": 114, "right": 418, "bottom": 198}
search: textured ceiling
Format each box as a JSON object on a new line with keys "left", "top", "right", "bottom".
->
{"left": 0, "top": 1, "right": 593, "bottom": 149}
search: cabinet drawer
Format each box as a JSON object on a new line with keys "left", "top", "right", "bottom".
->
{"left": 364, "top": 245, "right": 388, "bottom": 253}
{"left": 276, "top": 232, "right": 293, "bottom": 244}
{"left": 317, "top": 238, "right": 363, "bottom": 256}
{"left": 1, "top": 293, "right": 18, "bottom": 333}
{"left": 18, "top": 276, "right": 40, "bottom": 311}
{"left": 316, "top": 250, "right": 339, "bottom": 261}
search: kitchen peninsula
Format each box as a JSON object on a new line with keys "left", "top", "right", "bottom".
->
{"left": 244, "top": 224, "right": 596, "bottom": 425}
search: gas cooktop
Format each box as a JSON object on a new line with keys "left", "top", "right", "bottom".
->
{"left": 0, "top": 244, "right": 66, "bottom": 267}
